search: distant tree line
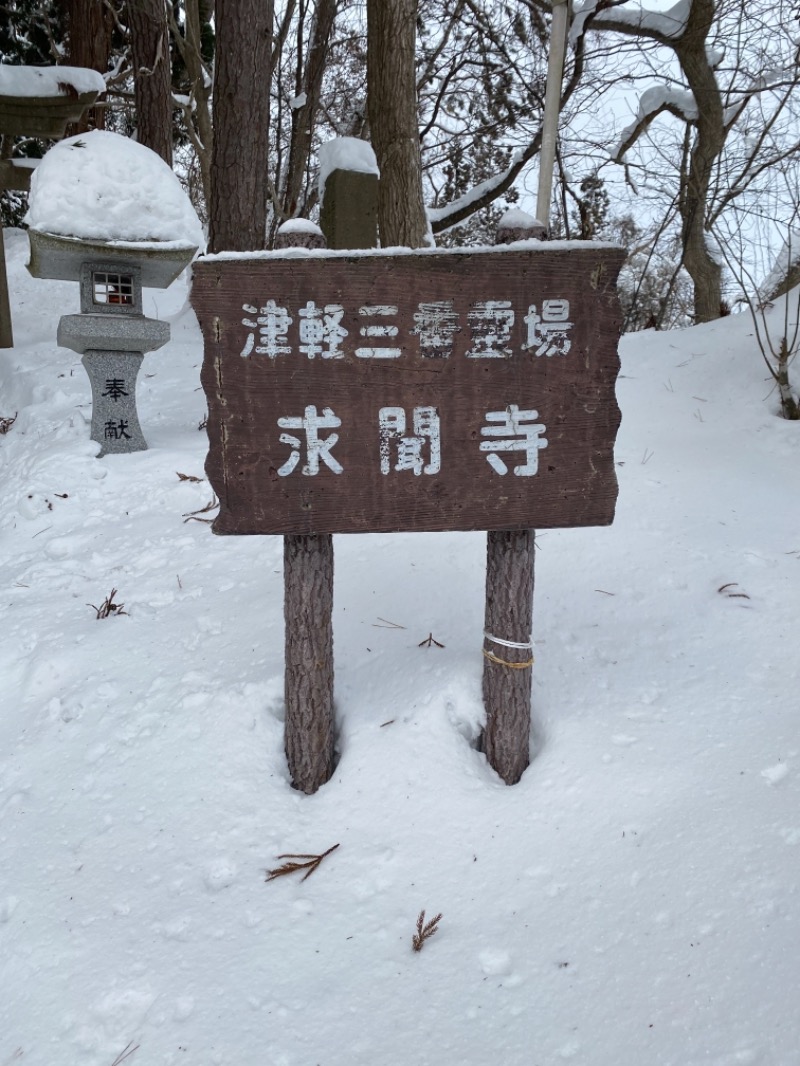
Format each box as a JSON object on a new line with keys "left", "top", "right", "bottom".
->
{"left": 2, "top": 0, "right": 799, "bottom": 328}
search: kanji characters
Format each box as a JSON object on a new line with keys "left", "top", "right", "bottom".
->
{"left": 298, "top": 301, "right": 348, "bottom": 359}
{"left": 523, "top": 299, "right": 573, "bottom": 356}
{"left": 104, "top": 419, "right": 131, "bottom": 441}
{"left": 102, "top": 378, "right": 128, "bottom": 401}
{"left": 466, "top": 300, "right": 515, "bottom": 358}
{"left": 356, "top": 305, "right": 401, "bottom": 359}
{"left": 277, "top": 406, "right": 343, "bottom": 476}
{"left": 479, "top": 405, "right": 548, "bottom": 476}
{"left": 241, "top": 300, "right": 293, "bottom": 358}
{"left": 411, "top": 301, "right": 461, "bottom": 358}
{"left": 379, "top": 406, "right": 441, "bottom": 475}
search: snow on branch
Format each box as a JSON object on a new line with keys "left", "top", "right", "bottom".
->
{"left": 427, "top": 152, "right": 523, "bottom": 230}
{"left": 760, "top": 230, "right": 800, "bottom": 302}
{"left": 612, "top": 86, "right": 697, "bottom": 160}
{"left": 570, "top": 0, "right": 691, "bottom": 45}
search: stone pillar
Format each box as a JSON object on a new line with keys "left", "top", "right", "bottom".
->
{"left": 82, "top": 349, "right": 147, "bottom": 456}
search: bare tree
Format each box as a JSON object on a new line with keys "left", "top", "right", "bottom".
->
{"left": 574, "top": 0, "right": 800, "bottom": 323}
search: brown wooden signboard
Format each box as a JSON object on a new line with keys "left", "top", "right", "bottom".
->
{"left": 191, "top": 245, "right": 624, "bottom": 536}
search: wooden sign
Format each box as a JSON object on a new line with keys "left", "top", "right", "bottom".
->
{"left": 191, "top": 245, "right": 624, "bottom": 535}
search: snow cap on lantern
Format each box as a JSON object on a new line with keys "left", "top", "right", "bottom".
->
{"left": 25, "top": 129, "right": 204, "bottom": 288}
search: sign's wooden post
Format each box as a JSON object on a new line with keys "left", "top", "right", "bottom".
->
{"left": 482, "top": 528, "right": 535, "bottom": 784}
{"left": 480, "top": 217, "right": 545, "bottom": 784}
{"left": 276, "top": 222, "right": 338, "bottom": 794}
{"left": 283, "top": 530, "right": 335, "bottom": 792}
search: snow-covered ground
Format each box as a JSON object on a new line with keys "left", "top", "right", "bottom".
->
{"left": 1, "top": 224, "right": 798, "bottom": 1066}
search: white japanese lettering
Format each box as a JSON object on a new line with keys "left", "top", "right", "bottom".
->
{"left": 466, "top": 300, "right": 515, "bottom": 358}
{"left": 523, "top": 300, "right": 573, "bottom": 356}
{"left": 411, "top": 301, "right": 461, "bottom": 358}
{"left": 241, "top": 300, "right": 293, "bottom": 358}
{"left": 480, "top": 405, "right": 548, "bottom": 476}
{"left": 356, "top": 305, "right": 401, "bottom": 359}
{"left": 298, "top": 301, "right": 348, "bottom": 359}
{"left": 379, "top": 406, "right": 441, "bottom": 475}
{"left": 277, "top": 405, "right": 343, "bottom": 476}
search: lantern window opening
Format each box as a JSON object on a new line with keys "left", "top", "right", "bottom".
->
{"left": 93, "top": 271, "right": 135, "bottom": 307}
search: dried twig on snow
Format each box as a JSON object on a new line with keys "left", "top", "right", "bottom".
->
{"left": 412, "top": 909, "right": 442, "bottom": 952}
{"left": 265, "top": 843, "right": 340, "bottom": 883}
{"left": 88, "top": 589, "right": 127, "bottom": 619}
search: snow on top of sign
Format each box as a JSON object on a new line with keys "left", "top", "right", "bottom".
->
{"left": 202, "top": 238, "right": 622, "bottom": 264}
{"left": 497, "top": 208, "right": 544, "bottom": 230}
{"left": 278, "top": 218, "right": 323, "bottom": 235}
{"left": 318, "top": 137, "right": 380, "bottom": 196}
{"left": 24, "top": 130, "right": 205, "bottom": 249}
{"left": 0, "top": 64, "right": 106, "bottom": 98}
{"left": 570, "top": 0, "right": 690, "bottom": 43}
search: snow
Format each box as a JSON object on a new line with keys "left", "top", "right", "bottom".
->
{"left": 2, "top": 222, "right": 800, "bottom": 1065}
{"left": 428, "top": 149, "right": 523, "bottom": 229}
{"left": 318, "top": 137, "right": 380, "bottom": 197}
{"left": 0, "top": 64, "right": 106, "bottom": 98}
{"left": 760, "top": 229, "right": 800, "bottom": 300}
{"left": 497, "top": 208, "right": 544, "bottom": 229}
{"left": 204, "top": 238, "right": 621, "bottom": 262}
{"left": 277, "top": 218, "right": 323, "bottom": 235}
{"left": 613, "top": 85, "right": 698, "bottom": 158}
{"left": 570, "top": 0, "right": 691, "bottom": 44}
{"left": 24, "top": 130, "right": 204, "bottom": 249}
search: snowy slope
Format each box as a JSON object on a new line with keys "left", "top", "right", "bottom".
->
{"left": 1, "top": 225, "right": 799, "bottom": 1066}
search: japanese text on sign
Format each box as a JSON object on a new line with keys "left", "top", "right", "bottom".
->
{"left": 239, "top": 298, "right": 573, "bottom": 360}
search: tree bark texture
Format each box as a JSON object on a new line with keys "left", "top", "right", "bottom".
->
{"left": 128, "top": 0, "right": 173, "bottom": 165}
{"left": 366, "top": 0, "right": 428, "bottom": 248}
{"left": 481, "top": 530, "right": 534, "bottom": 785}
{"left": 674, "top": 0, "right": 725, "bottom": 323}
{"left": 209, "top": 0, "right": 273, "bottom": 252}
{"left": 284, "top": 533, "right": 336, "bottom": 793}
{"left": 61, "top": 0, "right": 112, "bottom": 131}
{"left": 0, "top": 224, "right": 13, "bottom": 348}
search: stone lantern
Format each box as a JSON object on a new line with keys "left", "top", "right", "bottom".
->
{"left": 24, "top": 129, "right": 204, "bottom": 455}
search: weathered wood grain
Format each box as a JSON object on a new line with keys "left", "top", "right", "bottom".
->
{"left": 192, "top": 246, "right": 624, "bottom": 536}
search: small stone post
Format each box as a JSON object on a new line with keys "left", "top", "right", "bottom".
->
{"left": 317, "top": 138, "right": 380, "bottom": 251}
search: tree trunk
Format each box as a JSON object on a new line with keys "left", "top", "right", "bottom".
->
{"left": 128, "top": 0, "right": 173, "bottom": 165}
{"left": 481, "top": 530, "right": 534, "bottom": 785}
{"left": 60, "top": 0, "right": 112, "bottom": 131}
{"left": 284, "top": 533, "right": 335, "bottom": 793}
{"left": 366, "top": 0, "right": 428, "bottom": 247}
{"left": 674, "top": 0, "right": 725, "bottom": 323}
{"left": 281, "top": 0, "right": 338, "bottom": 220}
{"left": 209, "top": 0, "right": 274, "bottom": 252}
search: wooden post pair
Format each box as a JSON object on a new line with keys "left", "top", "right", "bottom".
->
{"left": 281, "top": 174, "right": 536, "bottom": 793}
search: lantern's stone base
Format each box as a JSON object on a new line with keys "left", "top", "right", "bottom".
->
{"left": 82, "top": 350, "right": 147, "bottom": 456}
